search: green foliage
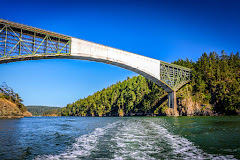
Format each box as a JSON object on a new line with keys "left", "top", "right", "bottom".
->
{"left": 62, "top": 51, "right": 239, "bottom": 116}
{"left": 41, "top": 108, "right": 62, "bottom": 116}
{"left": 61, "top": 76, "right": 167, "bottom": 116}
{"left": 174, "top": 51, "right": 240, "bottom": 114}
{"left": 0, "top": 82, "right": 27, "bottom": 112}
{"left": 26, "top": 106, "right": 62, "bottom": 116}
{"left": 0, "top": 93, "right": 5, "bottom": 98}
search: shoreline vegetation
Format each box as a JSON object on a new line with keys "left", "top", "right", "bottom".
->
{"left": 0, "top": 83, "right": 32, "bottom": 119}
{"left": 60, "top": 51, "right": 239, "bottom": 117}
{"left": 1, "top": 51, "right": 239, "bottom": 118}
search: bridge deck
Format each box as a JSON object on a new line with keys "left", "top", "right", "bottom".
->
{"left": 0, "top": 19, "right": 191, "bottom": 93}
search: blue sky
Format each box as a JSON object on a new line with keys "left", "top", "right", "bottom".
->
{"left": 0, "top": 0, "right": 239, "bottom": 107}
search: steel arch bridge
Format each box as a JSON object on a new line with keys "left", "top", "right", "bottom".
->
{"left": 0, "top": 19, "right": 191, "bottom": 115}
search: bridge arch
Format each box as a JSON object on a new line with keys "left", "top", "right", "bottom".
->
{"left": 0, "top": 53, "right": 172, "bottom": 92}
{"left": 0, "top": 19, "right": 191, "bottom": 115}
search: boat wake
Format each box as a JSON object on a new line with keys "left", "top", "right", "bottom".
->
{"left": 35, "top": 118, "right": 236, "bottom": 160}
{"left": 35, "top": 121, "right": 120, "bottom": 160}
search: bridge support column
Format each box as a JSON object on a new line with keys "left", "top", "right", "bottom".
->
{"left": 168, "top": 91, "right": 179, "bottom": 116}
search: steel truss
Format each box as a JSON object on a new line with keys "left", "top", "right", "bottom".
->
{"left": 0, "top": 19, "right": 71, "bottom": 59}
{"left": 160, "top": 62, "right": 191, "bottom": 91}
{"left": 0, "top": 19, "right": 191, "bottom": 92}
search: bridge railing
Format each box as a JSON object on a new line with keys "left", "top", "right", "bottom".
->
{"left": 0, "top": 19, "right": 71, "bottom": 59}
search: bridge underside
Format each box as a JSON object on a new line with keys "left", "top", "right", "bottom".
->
{"left": 0, "top": 19, "right": 71, "bottom": 58}
{"left": 0, "top": 54, "right": 190, "bottom": 116}
{"left": 0, "top": 54, "right": 190, "bottom": 92}
{"left": 0, "top": 19, "right": 192, "bottom": 116}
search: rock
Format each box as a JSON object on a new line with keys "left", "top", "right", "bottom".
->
{"left": 0, "top": 98, "right": 23, "bottom": 117}
{"left": 0, "top": 98, "right": 32, "bottom": 118}
{"left": 23, "top": 111, "right": 33, "bottom": 117}
{"left": 177, "top": 96, "right": 214, "bottom": 116}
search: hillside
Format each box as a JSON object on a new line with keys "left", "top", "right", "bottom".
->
{"left": 0, "top": 84, "right": 32, "bottom": 118}
{"left": 60, "top": 51, "right": 240, "bottom": 116}
{"left": 26, "top": 106, "right": 62, "bottom": 116}
{"left": 174, "top": 51, "right": 240, "bottom": 115}
{"left": 41, "top": 108, "right": 62, "bottom": 116}
{"left": 61, "top": 76, "right": 167, "bottom": 117}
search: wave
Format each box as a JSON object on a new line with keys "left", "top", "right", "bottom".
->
{"left": 147, "top": 120, "right": 236, "bottom": 160}
{"left": 35, "top": 118, "right": 236, "bottom": 160}
{"left": 35, "top": 121, "right": 120, "bottom": 160}
{"left": 111, "top": 119, "right": 236, "bottom": 160}
{"left": 111, "top": 120, "right": 159, "bottom": 160}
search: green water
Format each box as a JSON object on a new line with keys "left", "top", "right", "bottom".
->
{"left": 154, "top": 116, "right": 240, "bottom": 159}
{"left": 0, "top": 116, "right": 239, "bottom": 159}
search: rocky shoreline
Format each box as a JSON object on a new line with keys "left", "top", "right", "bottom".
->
{"left": 0, "top": 116, "right": 24, "bottom": 119}
{"left": 0, "top": 98, "right": 32, "bottom": 119}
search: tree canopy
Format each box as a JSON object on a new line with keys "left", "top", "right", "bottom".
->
{"left": 61, "top": 51, "right": 240, "bottom": 116}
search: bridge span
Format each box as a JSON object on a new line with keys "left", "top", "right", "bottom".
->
{"left": 0, "top": 19, "right": 191, "bottom": 115}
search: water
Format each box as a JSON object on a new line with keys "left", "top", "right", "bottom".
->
{"left": 0, "top": 116, "right": 239, "bottom": 160}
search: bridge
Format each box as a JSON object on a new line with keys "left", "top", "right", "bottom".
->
{"left": 0, "top": 19, "right": 191, "bottom": 115}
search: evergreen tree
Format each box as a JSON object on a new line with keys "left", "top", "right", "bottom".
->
{"left": 61, "top": 51, "right": 240, "bottom": 116}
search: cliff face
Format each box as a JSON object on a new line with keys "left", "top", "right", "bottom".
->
{"left": 22, "top": 111, "right": 33, "bottom": 117}
{"left": 178, "top": 96, "right": 214, "bottom": 116}
{"left": 163, "top": 84, "right": 215, "bottom": 116}
{"left": 0, "top": 98, "right": 32, "bottom": 118}
{"left": 163, "top": 97, "right": 213, "bottom": 116}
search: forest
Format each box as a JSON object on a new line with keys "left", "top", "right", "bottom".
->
{"left": 61, "top": 75, "right": 166, "bottom": 117}
{"left": 60, "top": 51, "right": 240, "bottom": 116}
{"left": 26, "top": 106, "right": 62, "bottom": 116}
{"left": 58, "top": 51, "right": 239, "bottom": 116}
{"left": 174, "top": 51, "right": 239, "bottom": 115}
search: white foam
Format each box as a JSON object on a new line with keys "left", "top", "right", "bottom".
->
{"left": 35, "top": 121, "right": 119, "bottom": 160}
{"left": 111, "top": 119, "right": 236, "bottom": 160}
{"left": 35, "top": 119, "right": 237, "bottom": 160}
{"left": 111, "top": 120, "right": 158, "bottom": 160}
{"left": 147, "top": 120, "right": 237, "bottom": 160}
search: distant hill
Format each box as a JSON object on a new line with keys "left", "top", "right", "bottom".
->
{"left": 26, "top": 106, "right": 62, "bottom": 116}
{"left": 41, "top": 108, "right": 62, "bottom": 116}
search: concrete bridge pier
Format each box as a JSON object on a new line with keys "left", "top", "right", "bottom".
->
{"left": 168, "top": 91, "right": 179, "bottom": 116}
